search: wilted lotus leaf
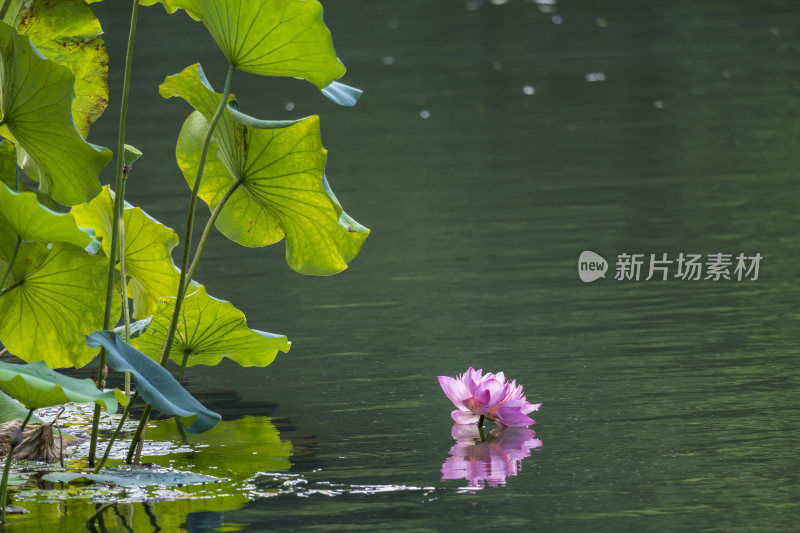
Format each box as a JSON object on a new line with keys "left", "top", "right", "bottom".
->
{"left": 0, "top": 419, "right": 66, "bottom": 463}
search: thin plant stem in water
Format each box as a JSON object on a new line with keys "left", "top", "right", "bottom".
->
{"left": 0, "top": 408, "right": 33, "bottom": 523}
{"left": 89, "top": 0, "right": 140, "bottom": 467}
{"left": 127, "top": 63, "right": 235, "bottom": 460}
{"left": 95, "top": 392, "right": 138, "bottom": 473}
{"left": 85, "top": 503, "right": 115, "bottom": 530}
{"left": 118, "top": 164, "right": 133, "bottom": 396}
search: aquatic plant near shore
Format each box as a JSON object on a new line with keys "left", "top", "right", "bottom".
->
{"left": 437, "top": 367, "right": 541, "bottom": 427}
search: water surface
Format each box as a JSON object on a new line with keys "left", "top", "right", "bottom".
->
{"left": 16, "top": 0, "right": 800, "bottom": 531}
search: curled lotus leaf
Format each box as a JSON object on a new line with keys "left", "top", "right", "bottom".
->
{"left": 0, "top": 22, "right": 111, "bottom": 206}
{"left": 72, "top": 186, "right": 180, "bottom": 318}
{"left": 161, "top": 64, "right": 369, "bottom": 275}
{"left": 6, "top": 0, "right": 109, "bottom": 136}
{"left": 86, "top": 331, "right": 221, "bottom": 433}
{"left": 0, "top": 182, "right": 100, "bottom": 253}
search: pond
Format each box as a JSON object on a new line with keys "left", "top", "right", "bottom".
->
{"left": 6, "top": 0, "right": 800, "bottom": 531}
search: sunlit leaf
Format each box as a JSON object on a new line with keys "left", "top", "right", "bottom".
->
{"left": 0, "top": 391, "right": 43, "bottom": 424}
{"left": 86, "top": 331, "right": 221, "bottom": 433}
{"left": 72, "top": 186, "right": 180, "bottom": 319}
{"left": 0, "top": 244, "right": 115, "bottom": 368}
{"left": 161, "top": 64, "right": 369, "bottom": 275}
{"left": 0, "top": 22, "right": 111, "bottom": 206}
{"left": 141, "top": 0, "right": 345, "bottom": 89}
{"left": 0, "top": 140, "right": 15, "bottom": 189}
{"left": 0, "top": 182, "right": 100, "bottom": 253}
{"left": 0, "top": 241, "right": 49, "bottom": 291}
{"left": 132, "top": 285, "right": 290, "bottom": 368}
{"left": 0, "top": 360, "right": 124, "bottom": 410}
{"left": 6, "top": 0, "right": 109, "bottom": 136}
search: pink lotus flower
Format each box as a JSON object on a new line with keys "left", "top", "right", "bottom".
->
{"left": 441, "top": 424, "right": 542, "bottom": 489}
{"left": 437, "top": 367, "right": 541, "bottom": 426}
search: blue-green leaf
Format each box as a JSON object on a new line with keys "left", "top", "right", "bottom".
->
{"left": 85, "top": 331, "right": 221, "bottom": 433}
{"left": 0, "top": 360, "right": 124, "bottom": 410}
{"left": 321, "top": 81, "right": 362, "bottom": 107}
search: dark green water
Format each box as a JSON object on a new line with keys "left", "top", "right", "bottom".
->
{"left": 14, "top": 0, "right": 800, "bottom": 531}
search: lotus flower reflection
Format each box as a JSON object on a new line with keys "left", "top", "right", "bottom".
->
{"left": 438, "top": 367, "right": 541, "bottom": 426}
{"left": 441, "top": 424, "right": 542, "bottom": 490}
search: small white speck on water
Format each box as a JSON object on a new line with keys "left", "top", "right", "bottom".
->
{"left": 523, "top": 85, "right": 535, "bottom": 95}
{"left": 552, "top": 15, "right": 564, "bottom": 24}
{"left": 285, "top": 102, "right": 295, "bottom": 111}
{"left": 382, "top": 56, "right": 395, "bottom": 66}
{"left": 465, "top": 0, "right": 482, "bottom": 11}
{"left": 654, "top": 100, "right": 664, "bottom": 109}
{"left": 585, "top": 72, "right": 606, "bottom": 82}
{"left": 419, "top": 110, "right": 431, "bottom": 119}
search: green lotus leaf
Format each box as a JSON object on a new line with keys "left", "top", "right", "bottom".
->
{"left": 0, "top": 240, "right": 49, "bottom": 290}
{"left": 72, "top": 186, "right": 180, "bottom": 319}
{"left": 7, "top": 0, "right": 109, "bottom": 136}
{"left": 0, "top": 390, "right": 43, "bottom": 424}
{"left": 131, "top": 285, "right": 290, "bottom": 368}
{"left": 86, "top": 331, "right": 221, "bottom": 433}
{"left": 161, "top": 64, "right": 369, "bottom": 275}
{"left": 42, "top": 468, "right": 219, "bottom": 487}
{"left": 141, "top": 0, "right": 345, "bottom": 89}
{"left": 0, "top": 140, "right": 14, "bottom": 189}
{"left": 0, "top": 360, "right": 124, "bottom": 410}
{"left": 0, "top": 244, "right": 115, "bottom": 368}
{"left": 0, "top": 182, "right": 100, "bottom": 254}
{"left": 0, "top": 22, "right": 111, "bottom": 206}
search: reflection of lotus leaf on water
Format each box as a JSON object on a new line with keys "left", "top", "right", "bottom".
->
{"left": 4, "top": 396, "right": 305, "bottom": 531}
{"left": 441, "top": 424, "right": 542, "bottom": 490}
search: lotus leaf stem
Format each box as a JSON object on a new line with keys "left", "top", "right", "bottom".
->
{"left": 0, "top": 408, "right": 33, "bottom": 523}
{"left": 127, "top": 62, "right": 235, "bottom": 459}
{"left": 95, "top": 392, "right": 138, "bottom": 473}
